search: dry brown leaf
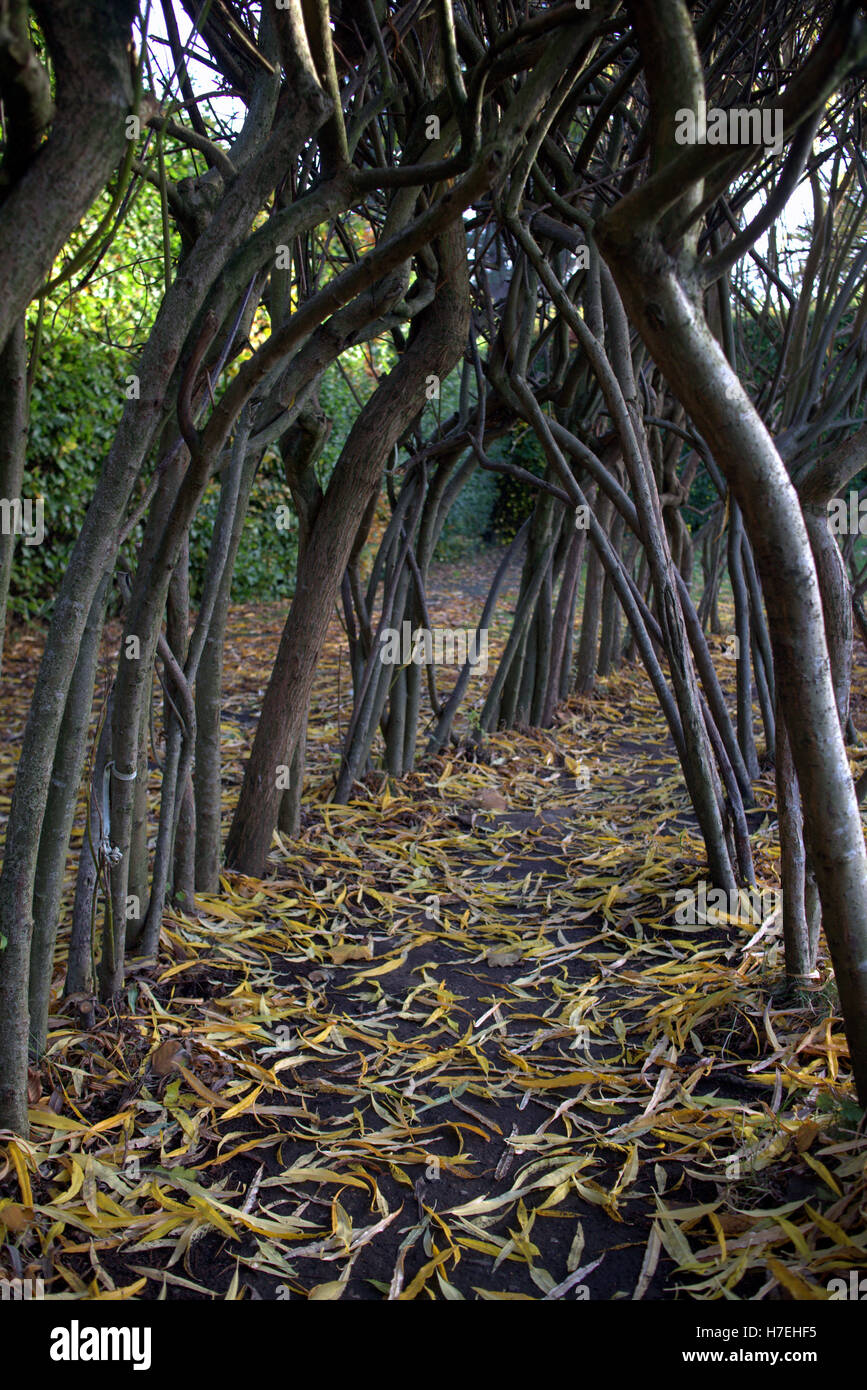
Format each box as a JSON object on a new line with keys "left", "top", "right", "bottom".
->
{"left": 716, "top": 1213, "right": 752, "bottom": 1235}
{"left": 150, "top": 1038, "right": 187, "bottom": 1077}
{"left": 330, "top": 944, "right": 373, "bottom": 964}
{"left": 795, "top": 1121, "right": 820, "bottom": 1153}
{"left": 0, "top": 1203, "right": 34, "bottom": 1233}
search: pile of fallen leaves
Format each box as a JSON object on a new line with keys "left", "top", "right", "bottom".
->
{"left": 0, "top": 560, "right": 865, "bottom": 1300}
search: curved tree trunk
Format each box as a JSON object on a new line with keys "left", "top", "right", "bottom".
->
{"left": 226, "top": 218, "right": 473, "bottom": 876}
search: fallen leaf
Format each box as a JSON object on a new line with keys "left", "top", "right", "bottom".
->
{"left": 150, "top": 1039, "right": 187, "bottom": 1077}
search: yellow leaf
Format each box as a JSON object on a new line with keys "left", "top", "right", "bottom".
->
{"left": 89, "top": 1278, "right": 148, "bottom": 1301}
{"left": 309, "top": 1280, "right": 347, "bottom": 1300}
{"left": 220, "top": 1085, "right": 264, "bottom": 1121}
{"left": 193, "top": 897, "right": 245, "bottom": 922}
{"left": 398, "top": 1249, "right": 451, "bottom": 1300}
{"left": 350, "top": 953, "right": 408, "bottom": 980}
{"left": 805, "top": 1204, "right": 853, "bottom": 1250}
{"left": 190, "top": 1198, "right": 240, "bottom": 1241}
{"left": 801, "top": 1152, "right": 842, "bottom": 1196}
{"left": 765, "top": 1256, "right": 828, "bottom": 1301}
{"left": 53, "top": 1157, "right": 85, "bottom": 1206}
{"left": 330, "top": 943, "right": 373, "bottom": 964}
{"left": 280, "top": 1167, "right": 367, "bottom": 1187}
{"left": 514, "top": 1070, "right": 609, "bottom": 1090}
{"left": 8, "top": 1142, "right": 33, "bottom": 1207}
{"left": 331, "top": 1198, "right": 353, "bottom": 1251}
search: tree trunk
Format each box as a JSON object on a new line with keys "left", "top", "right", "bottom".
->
{"left": 226, "top": 220, "right": 472, "bottom": 875}
{"left": 29, "top": 575, "right": 110, "bottom": 1053}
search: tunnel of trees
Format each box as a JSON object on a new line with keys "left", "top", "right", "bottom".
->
{"left": 1, "top": 0, "right": 867, "bottom": 1312}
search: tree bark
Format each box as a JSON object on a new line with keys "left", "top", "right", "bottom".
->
{"left": 0, "top": 1, "right": 138, "bottom": 355}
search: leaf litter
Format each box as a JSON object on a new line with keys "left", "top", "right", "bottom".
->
{"left": 0, "top": 564, "right": 865, "bottom": 1302}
